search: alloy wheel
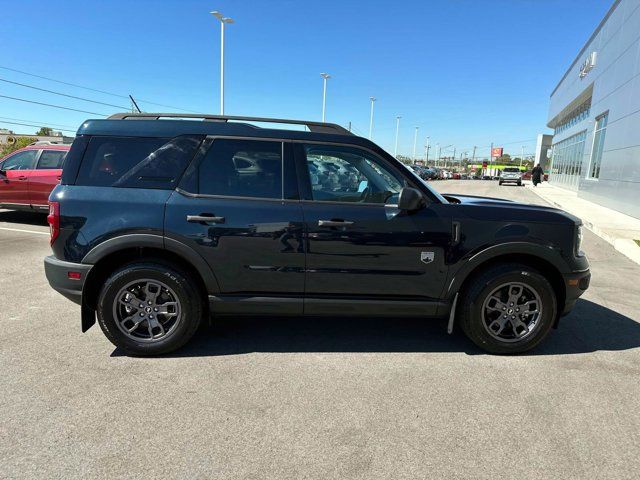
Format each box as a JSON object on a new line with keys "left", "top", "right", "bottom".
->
{"left": 112, "top": 279, "right": 182, "bottom": 342}
{"left": 481, "top": 282, "right": 543, "bottom": 342}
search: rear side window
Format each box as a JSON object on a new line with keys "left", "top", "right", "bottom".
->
{"left": 37, "top": 150, "right": 67, "bottom": 170}
{"left": 198, "top": 139, "right": 283, "bottom": 199}
{"left": 75, "top": 135, "right": 203, "bottom": 189}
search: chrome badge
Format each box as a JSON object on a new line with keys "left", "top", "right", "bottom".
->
{"left": 420, "top": 251, "right": 435, "bottom": 264}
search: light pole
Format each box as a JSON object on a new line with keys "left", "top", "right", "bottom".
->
{"left": 412, "top": 126, "right": 419, "bottom": 162}
{"left": 394, "top": 116, "right": 401, "bottom": 158}
{"left": 368, "top": 97, "right": 376, "bottom": 139}
{"left": 521, "top": 145, "right": 524, "bottom": 167}
{"left": 210, "top": 11, "right": 234, "bottom": 115}
{"left": 425, "top": 136, "right": 430, "bottom": 163}
{"left": 436, "top": 143, "right": 440, "bottom": 166}
{"left": 320, "top": 73, "right": 331, "bottom": 122}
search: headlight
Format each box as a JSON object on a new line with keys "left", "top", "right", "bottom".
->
{"left": 575, "top": 225, "right": 584, "bottom": 256}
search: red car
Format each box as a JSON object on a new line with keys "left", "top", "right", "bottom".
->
{"left": 0, "top": 142, "right": 70, "bottom": 212}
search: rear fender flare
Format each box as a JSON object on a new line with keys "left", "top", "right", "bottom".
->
{"left": 81, "top": 233, "right": 220, "bottom": 293}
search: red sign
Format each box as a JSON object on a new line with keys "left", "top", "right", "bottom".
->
{"left": 491, "top": 147, "right": 503, "bottom": 158}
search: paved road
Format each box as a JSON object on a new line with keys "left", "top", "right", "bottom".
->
{"left": 1, "top": 181, "right": 639, "bottom": 479}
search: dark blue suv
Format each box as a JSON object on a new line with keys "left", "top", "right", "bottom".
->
{"left": 45, "top": 113, "right": 590, "bottom": 355}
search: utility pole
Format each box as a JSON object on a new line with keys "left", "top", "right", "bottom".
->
{"left": 412, "top": 126, "right": 419, "bottom": 161}
{"left": 489, "top": 142, "right": 493, "bottom": 176}
{"left": 472, "top": 145, "right": 477, "bottom": 165}
{"left": 520, "top": 145, "right": 524, "bottom": 167}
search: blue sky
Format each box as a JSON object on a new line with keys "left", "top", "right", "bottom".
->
{"left": 1, "top": 0, "right": 612, "bottom": 159}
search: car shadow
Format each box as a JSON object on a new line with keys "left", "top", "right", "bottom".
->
{"left": 0, "top": 210, "right": 48, "bottom": 226}
{"left": 111, "top": 299, "right": 640, "bottom": 358}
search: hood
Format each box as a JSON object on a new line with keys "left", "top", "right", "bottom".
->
{"left": 443, "top": 193, "right": 582, "bottom": 225}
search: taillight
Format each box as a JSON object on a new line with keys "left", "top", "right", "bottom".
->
{"left": 47, "top": 201, "right": 60, "bottom": 245}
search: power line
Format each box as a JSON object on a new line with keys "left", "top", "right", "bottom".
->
{"left": 0, "top": 116, "right": 76, "bottom": 129}
{"left": 0, "top": 120, "right": 76, "bottom": 133}
{"left": 0, "top": 65, "right": 193, "bottom": 112}
{"left": 0, "top": 77, "right": 129, "bottom": 110}
{"left": 0, "top": 94, "right": 107, "bottom": 116}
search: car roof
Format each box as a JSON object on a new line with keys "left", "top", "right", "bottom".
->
{"left": 76, "top": 113, "right": 378, "bottom": 150}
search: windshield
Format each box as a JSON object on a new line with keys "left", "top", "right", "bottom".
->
{"left": 503, "top": 167, "right": 520, "bottom": 172}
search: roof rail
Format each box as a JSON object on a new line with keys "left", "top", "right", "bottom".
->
{"left": 107, "top": 113, "right": 353, "bottom": 136}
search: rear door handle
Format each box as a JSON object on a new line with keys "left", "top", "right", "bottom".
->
{"left": 187, "top": 214, "right": 225, "bottom": 224}
{"left": 318, "top": 219, "right": 354, "bottom": 227}
{"left": 18, "top": 176, "right": 28, "bottom": 181}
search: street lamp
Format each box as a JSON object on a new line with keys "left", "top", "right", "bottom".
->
{"left": 320, "top": 73, "right": 331, "bottom": 122}
{"left": 394, "top": 116, "right": 401, "bottom": 158}
{"left": 425, "top": 136, "right": 430, "bottom": 163}
{"left": 369, "top": 97, "right": 376, "bottom": 139}
{"left": 210, "top": 10, "right": 234, "bottom": 115}
{"left": 412, "top": 126, "right": 419, "bottom": 162}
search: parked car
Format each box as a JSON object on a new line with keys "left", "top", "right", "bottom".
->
{"left": 0, "top": 142, "right": 70, "bottom": 212}
{"left": 499, "top": 167, "right": 523, "bottom": 186}
{"left": 45, "top": 113, "right": 590, "bottom": 356}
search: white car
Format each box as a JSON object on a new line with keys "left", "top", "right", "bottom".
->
{"left": 499, "top": 167, "right": 523, "bottom": 186}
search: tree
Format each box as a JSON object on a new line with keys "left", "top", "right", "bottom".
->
{"left": 36, "top": 127, "right": 53, "bottom": 136}
{"left": 1, "top": 137, "right": 37, "bottom": 157}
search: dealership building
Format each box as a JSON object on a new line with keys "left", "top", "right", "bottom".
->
{"left": 547, "top": 0, "right": 640, "bottom": 219}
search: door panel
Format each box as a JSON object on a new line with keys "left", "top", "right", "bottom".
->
{"left": 164, "top": 138, "right": 304, "bottom": 308}
{"left": 303, "top": 202, "right": 451, "bottom": 300}
{"left": 165, "top": 193, "right": 305, "bottom": 296}
{"left": 0, "top": 150, "right": 38, "bottom": 205}
{"left": 28, "top": 150, "right": 66, "bottom": 206}
{"left": 296, "top": 142, "right": 451, "bottom": 301}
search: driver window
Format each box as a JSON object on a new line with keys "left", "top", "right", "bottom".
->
{"left": 303, "top": 144, "right": 403, "bottom": 204}
{"left": 1, "top": 150, "right": 38, "bottom": 171}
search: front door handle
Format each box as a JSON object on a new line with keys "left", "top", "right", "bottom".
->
{"left": 318, "top": 219, "right": 354, "bottom": 227}
{"left": 18, "top": 176, "right": 28, "bottom": 181}
{"left": 187, "top": 214, "right": 225, "bottom": 224}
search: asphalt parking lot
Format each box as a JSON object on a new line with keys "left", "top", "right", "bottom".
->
{"left": 1, "top": 180, "right": 639, "bottom": 480}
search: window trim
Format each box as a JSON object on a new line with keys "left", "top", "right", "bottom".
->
{"left": 585, "top": 111, "right": 608, "bottom": 181}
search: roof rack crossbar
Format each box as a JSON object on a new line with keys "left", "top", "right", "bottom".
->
{"left": 107, "top": 113, "right": 352, "bottom": 135}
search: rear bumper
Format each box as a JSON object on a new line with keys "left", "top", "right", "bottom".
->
{"left": 560, "top": 269, "right": 591, "bottom": 316}
{"left": 44, "top": 255, "right": 92, "bottom": 305}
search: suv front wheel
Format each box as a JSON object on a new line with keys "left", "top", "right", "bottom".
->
{"left": 97, "top": 262, "right": 204, "bottom": 355}
{"left": 459, "top": 263, "right": 557, "bottom": 354}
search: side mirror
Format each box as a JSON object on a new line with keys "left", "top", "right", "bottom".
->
{"left": 397, "top": 187, "right": 425, "bottom": 211}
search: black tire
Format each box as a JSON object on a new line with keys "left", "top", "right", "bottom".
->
{"left": 97, "top": 261, "right": 204, "bottom": 356}
{"left": 498, "top": 181, "right": 503, "bottom": 186}
{"left": 518, "top": 180, "right": 522, "bottom": 186}
{"left": 458, "top": 263, "right": 557, "bottom": 354}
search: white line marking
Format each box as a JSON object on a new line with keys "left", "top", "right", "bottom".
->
{"left": 0, "top": 226, "right": 49, "bottom": 236}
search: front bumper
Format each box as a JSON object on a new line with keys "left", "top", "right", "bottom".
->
{"left": 560, "top": 269, "right": 591, "bottom": 316}
{"left": 44, "top": 255, "right": 92, "bottom": 305}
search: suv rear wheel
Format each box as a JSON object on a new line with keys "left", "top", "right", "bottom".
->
{"left": 96, "top": 262, "right": 204, "bottom": 356}
{"left": 459, "top": 263, "right": 557, "bottom": 354}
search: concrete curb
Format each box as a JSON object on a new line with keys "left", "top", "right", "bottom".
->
{"left": 526, "top": 183, "right": 640, "bottom": 266}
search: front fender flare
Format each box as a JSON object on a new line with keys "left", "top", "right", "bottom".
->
{"left": 445, "top": 241, "right": 569, "bottom": 301}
